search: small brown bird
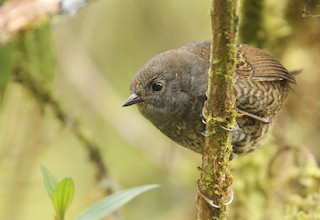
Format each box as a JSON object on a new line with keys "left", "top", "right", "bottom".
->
{"left": 123, "top": 41, "right": 295, "bottom": 158}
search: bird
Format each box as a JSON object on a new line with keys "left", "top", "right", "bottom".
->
{"left": 122, "top": 40, "right": 296, "bottom": 158}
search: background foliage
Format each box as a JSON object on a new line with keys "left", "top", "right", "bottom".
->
{"left": 0, "top": 0, "right": 319, "bottom": 219}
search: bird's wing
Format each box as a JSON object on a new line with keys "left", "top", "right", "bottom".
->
{"left": 236, "top": 44, "right": 296, "bottom": 83}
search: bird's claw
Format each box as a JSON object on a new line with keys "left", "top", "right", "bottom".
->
{"left": 196, "top": 180, "right": 234, "bottom": 208}
{"left": 219, "top": 122, "right": 239, "bottom": 132}
{"left": 201, "top": 130, "right": 210, "bottom": 137}
{"left": 202, "top": 106, "right": 208, "bottom": 119}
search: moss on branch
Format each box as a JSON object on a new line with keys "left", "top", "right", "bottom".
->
{"left": 197, "top": 0, "right": 239, "bottom": 219}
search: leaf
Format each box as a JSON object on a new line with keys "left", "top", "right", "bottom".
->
{"left": 52, "top": 178, "right": 75, "bottom": 220}
{"left": 76, "top": 184, "right": 159, "bottom": 220}
{"left": 40, "top": 165, "right": 58, "bottom": 199}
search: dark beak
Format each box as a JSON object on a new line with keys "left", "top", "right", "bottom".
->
{"left": 122, "top": 93, "right": 142, "bottom": 107}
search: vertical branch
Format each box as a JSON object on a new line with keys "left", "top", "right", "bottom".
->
{"left": 197, "top": 0, "right": 239, "bottom": 219}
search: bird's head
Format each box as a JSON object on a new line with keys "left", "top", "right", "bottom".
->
{"left": 123, "top": 47, "right": 208, "bottom": 124}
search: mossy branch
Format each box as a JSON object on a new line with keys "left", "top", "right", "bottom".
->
{"left": 0, "top": 0, "right": 115, "bottom": 200}
{"left": 12, "top": 59, "right": 114, "bottom": 196}
{"left": 197, "top": 0, "right": 239, "bottom": 219}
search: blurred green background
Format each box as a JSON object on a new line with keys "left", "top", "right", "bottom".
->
{"left": 0, "top": 0, "right": 320, "bottom": 219}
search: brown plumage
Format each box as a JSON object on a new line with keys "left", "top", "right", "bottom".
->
{"left": 123, "top": 41, "right": 295, "bottom": 158}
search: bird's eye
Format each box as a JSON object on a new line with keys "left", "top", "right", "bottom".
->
{"left": 151, "top": 82, "right": 163, "bottom": 91}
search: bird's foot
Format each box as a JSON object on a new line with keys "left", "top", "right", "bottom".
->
{"left": 219, "top": 122, "right": 239, "bottom": 132}
{"left": 196, "top": 180, "right": 234, "bottom": 208}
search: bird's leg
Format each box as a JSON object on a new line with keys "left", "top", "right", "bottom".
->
{"left": 236, "top": 108, "right": 272, "bottom": 124}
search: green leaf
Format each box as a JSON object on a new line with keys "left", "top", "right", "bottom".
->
{"left": 40, "top": 165, "right": 58, "bottom": 199}
{"left": 76, "top": 184, "right": 159, "bottom": 220}
{"left": 52, "top": 178, "right": 75, "bottom": 220}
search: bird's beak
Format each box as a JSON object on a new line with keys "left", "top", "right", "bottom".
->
{"left": 122, "top": 93, "right": 142, "bottom": 107}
